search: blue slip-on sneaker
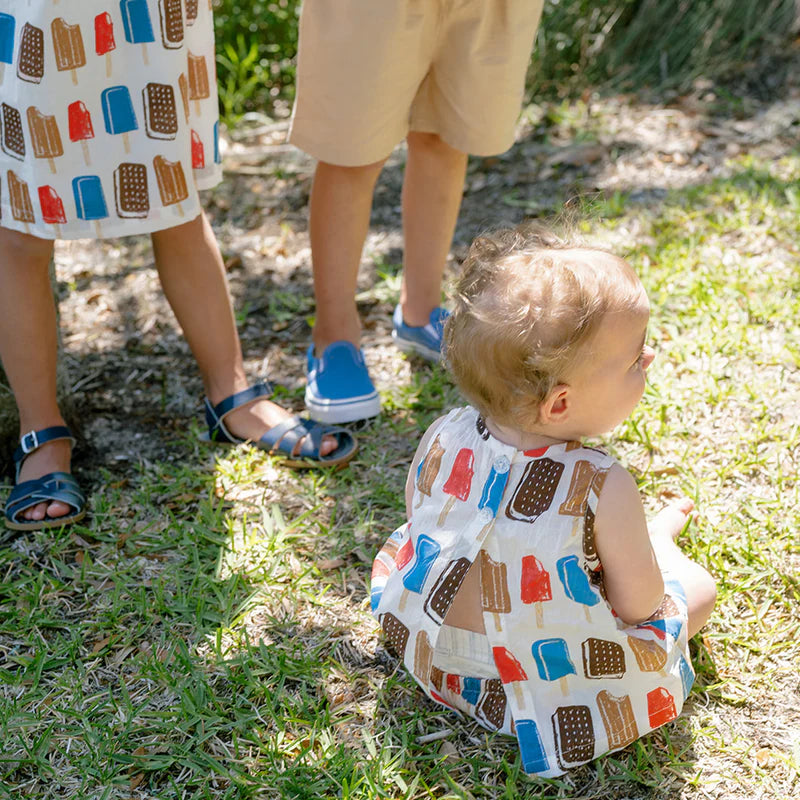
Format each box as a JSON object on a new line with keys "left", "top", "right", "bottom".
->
{"left": 391, "top": 304, "right": 449, "bottom": 362}
{"left": 305, "top": 341, "right": 381, "bottom": 424}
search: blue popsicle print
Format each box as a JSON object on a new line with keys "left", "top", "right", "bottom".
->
{"left": 677, "top": 653, "right": 695, "bottom": 699}
{"left": 402, "top": 534, "right": 440, "bottom": 594}
{"left": 665, "top": 578, "right": 687, "bottom": 605}
{"left": 370, "top": 584, "right": 383, "bottom": 614}
{"left": 120, "top": 0, "right": 155, "bottom": 44}
{"left": 213, "top": 120, "right": 221, "bottom": 164}
{"left": 532, "top": 638, "right": 576, "bottom": 683}
{"left": 0, "top": 13, "right": 15, "bottom": 66}
{"left": 516, "top": 719, "right": 550, "bottom": 774}
{"left": 478, "top": 455, "right": 511, "bottom": 519}
{"left": 461, "top": 677, "right": 481, "bottom": 705}
{"left": 101, "top": 86, "right": 138, "bottom": 135}
{"left": 72, "top": 176, "right": 108, "bottom": 221}
{"left": 556, "top": 555, "right": 600, "bottom": 614}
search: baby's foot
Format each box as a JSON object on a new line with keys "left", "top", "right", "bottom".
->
{"left": 16, "top": 438, "right": 73, "bottom": 521}
{"left": 648, "top": 498, "right": 695, "bottom": 543}
{"left": 221, "top": 397, "right": 338, "bottom": 458}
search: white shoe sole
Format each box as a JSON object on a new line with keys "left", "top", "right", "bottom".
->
{"left": 304, "top": 387, "right": 381, "bottom": 424}
{"left": 391, "top": 330, "right": 443, "bottom": 362}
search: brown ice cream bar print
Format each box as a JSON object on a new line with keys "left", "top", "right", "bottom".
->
{"left": 648, "top": 594, "right": 680, "bottom": 620}
{"left": 187, "top": 52, "right": 210, "bottom": 113}
{"left": 153, "top": 155, "right": 188, "bottom": 210}
{"left": 185, "top": 0, "right": 200, "bottom": 26}
{"left": 581, "top": 638, "right": 626, "bottom": 679}
{"left": 380, "top": 613, "right": 410, "bottom": 659}
{"left": 26, "top": 107, "right": 63, "bottom": 174}
{"left": 178, "top": 73, "right": 190, "bottom": 122}
{"left": 143, "top": 83, "right": 179, "bottom": 140}
{"left": 1, "top": 104, "right": 25, "bottom": 160}
{"left": 423, "top": 557, "right": 471, "bottom": 624}
{"left": 415, "top": 434, "right": 445, "bottom": 507}
{"left": 7, "top": 170, "right": 35, "bottom": 224}
{"left": 627, "top": 635, "right": 667, "bottom": 673}
{"left": 114, "top": 162, "right": 150, "bottom": 219}
{"left": 596, "top": 690, "right": 639, "bottom": 750}
{"left": 480, "top": 550, "right": 511, "bottom": 632}
{"left": 413, "top": 630, "right": 434, "bottom": 684}
{"left": 476, "top": 678, "right": 507, "bottom": 730}
{"left": 505, "top": 458, "right": 565, "bottom": 523}
{"left": 17, "top": 24, "right": 45, "bottom": 84}
{"left": 559, "top": 460, "right": 599, "bottom": 516}
{"left": 52, "top": 18, "right": 86, "bottom": 85}
{"left": 552, "top": 704, "right": 595, "bottom": 769}
{"left": 159, "top": 0, "right": 185, "bottom": 49}
{"left": 429, "top": 665, "right": 444, "bottom": 693}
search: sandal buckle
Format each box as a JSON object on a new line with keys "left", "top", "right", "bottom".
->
{"left": 20, "top": 430, "right": 39, "bottom": 454}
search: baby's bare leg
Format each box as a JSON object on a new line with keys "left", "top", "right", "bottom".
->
{"left": 648, "top": 499, "right": 717, "bottom": 638}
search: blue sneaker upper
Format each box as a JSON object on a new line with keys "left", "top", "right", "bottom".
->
{"left": 391, "top": 304, "right": 449, "bottom": 362}
{"left": 305, "top": 341, "right": 381, "bottom": 423}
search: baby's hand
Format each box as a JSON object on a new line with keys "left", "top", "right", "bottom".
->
{"left": 648, "top": 498, "right": 695, "bottom": 543}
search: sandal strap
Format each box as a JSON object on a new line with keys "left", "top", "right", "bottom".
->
{"left": 5, "top": 472, "right": 86, "bottom": 524}
{"left": 204, "top": 382, "right": 274, "bottom": 443}
{"left": 260, "top": 417, "right": 352, "bottom": 461}
{"left": 13, "top": 426, "right": 75, "bottom": 481}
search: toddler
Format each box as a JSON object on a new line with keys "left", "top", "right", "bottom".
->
{"left": 371, "top": 224, "right": 716, "bottom": 776}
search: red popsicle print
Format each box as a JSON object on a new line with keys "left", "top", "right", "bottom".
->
{"left": 94, "top": 13, "right": 115, "bottom": 77}
{"left": 446, "top": 674, "right": 460, "bottom": 695}
{"left": 38, "top": 185, "right": 66, "bottom": 233}
{"left": 493, "top": 645, "right": 527, "bottom": 708}
{"left": 191, "top": 129, "right": 205, "bottom": 168}
{"left": 521, "top": 554, "right": 552, "bottom": 627}
{"left": 68, "top": 101, "right": 94, "bottom": 166}
{"left": 395, "top": 539, "right": 413, "bottom": 570}
{"left": 438, "top": 448, "right": 474, "bottom": 526}
{"left": 647, "top": 687, "right": 677, "bottom": 727}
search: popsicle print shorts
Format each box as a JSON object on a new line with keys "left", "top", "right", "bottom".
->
{"left": 289, "top": 0, "right": 545, "bottom": 165}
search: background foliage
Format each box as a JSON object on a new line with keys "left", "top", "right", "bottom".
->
{"left": 213, "top": 0, "right": 798, "bottom": 122}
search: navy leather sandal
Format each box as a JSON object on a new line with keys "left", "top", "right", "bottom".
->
{"left": 201, "top": 383, "right": 358, "bottom": 468}
{"left": 4, "top": 426, "right": 87, "bottom": 531}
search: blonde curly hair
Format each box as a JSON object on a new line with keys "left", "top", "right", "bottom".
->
{"left": 444, "top": 222, "right": 646, "bottom": 429}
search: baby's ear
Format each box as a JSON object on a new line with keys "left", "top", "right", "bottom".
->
{"left": 539, "top": 384, "right": 570, "bottom": 425}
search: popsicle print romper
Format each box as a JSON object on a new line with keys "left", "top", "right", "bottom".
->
{"left": 372, "top": 406, "right": 696, "bottom": 777}
{"left": 0, "top": 0, "right": 221, "bottom": 240}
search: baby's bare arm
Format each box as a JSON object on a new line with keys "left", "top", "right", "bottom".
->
{"left": 593, "top": 464, "right": 665, "bottom": 624}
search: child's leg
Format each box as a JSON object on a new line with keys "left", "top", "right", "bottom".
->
{"left": 648, "top": 499, "right": 717, "bottom": 638}
{"left": 151, "top": 213, "right": 336, "bottom": 455}
{"left": 400, "top": 132, "right": 468, "bottom": 326}
{"left": 0, "top": 227, "right": 72, "bottom": 521}
{"left": 308, "top": 158, "right": 387, "bottom": 353}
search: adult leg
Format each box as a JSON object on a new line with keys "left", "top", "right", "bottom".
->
{"left": 648, "top": 499, "right": 717, "bottom": 638}
{"left": 151, "top": 213, "right": 336, "bottom": 456}
{"left": 399, "top": 132, "right": 468, "bottom": 326}
{"left": 308, "top": 158, "right": 386, "bottom": 352}
{"left": 0, "top": 228, "right": 72, "bottom": 521}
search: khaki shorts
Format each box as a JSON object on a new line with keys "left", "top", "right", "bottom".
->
{"left": 289, "top": 0, "right": 544, "bottom": 166}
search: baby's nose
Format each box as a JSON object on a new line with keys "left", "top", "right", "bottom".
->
{"left": 642, "top": 345, "right": 655, "bottom": 370}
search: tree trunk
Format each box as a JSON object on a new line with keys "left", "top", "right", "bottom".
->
{"left": 1, "top": 258, "right": 79, "bottom": 470}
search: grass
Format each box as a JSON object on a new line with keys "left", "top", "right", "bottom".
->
{"left": 1, "top": 145, "right": 799, "bottom": 797}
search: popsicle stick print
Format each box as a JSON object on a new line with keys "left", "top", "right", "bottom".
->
{"left": 438, "top": 448, "right": 474, "bottom": 526}
{"left": 95, "top": 13, "right": 116, "bottom": 78}
{"left": 492, "top": 647, "right": 527, "bottom": 710}
{"left": 480, "top": 550, "right": 511, "bottom": 632}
